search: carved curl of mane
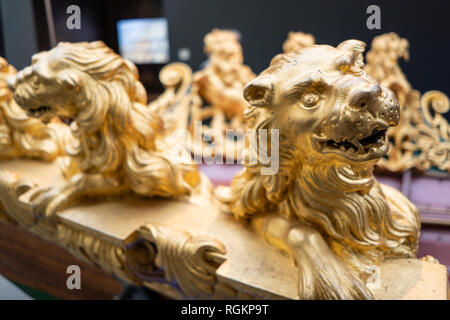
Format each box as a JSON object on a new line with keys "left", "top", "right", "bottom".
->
{"left": 51, "top": 41, "right": 202, "bottom": 198}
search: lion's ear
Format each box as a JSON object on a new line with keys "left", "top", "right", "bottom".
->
{"left": 336, "top": 40, "right": 366, "bottom": 73}
{"left": 31, "top": 52, "right": 47, "bottom": 64}
{"left": 58, "top": 71, "right": 80, "bottom": 89}
{"left": 337, "top": 39, "right": 366, "bottom": 55}
{"left": 243, "top": 76, "right": 274, "bottom": 107}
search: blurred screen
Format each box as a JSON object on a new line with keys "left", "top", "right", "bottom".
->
{"left": 117, "top": 18, "right": 169, "bottom": 64}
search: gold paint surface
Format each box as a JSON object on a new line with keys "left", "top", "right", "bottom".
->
{"left": 282, "top": 32, "right": 316, "bottom": 53}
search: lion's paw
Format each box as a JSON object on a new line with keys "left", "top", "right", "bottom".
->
{"left": 30, "top": 187, "right": 61, "bottom": 219}
{"left": 297, "top": 257, "right": 373, "bottom": 300}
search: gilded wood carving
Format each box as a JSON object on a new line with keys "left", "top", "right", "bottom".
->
{"left": 125, "top": 224, "right": 226, "bottom": 297}
{"left": 0, "top": 42, "right": 226, "bottom": 299}
{"left": 0, "top": 37, "right": 447, "bottom": 300}
{"left": 217, "top": 40, "right": 424, "bottom": 299}
{"left": 7, "top": 41, "right": 213, "bottom": 217}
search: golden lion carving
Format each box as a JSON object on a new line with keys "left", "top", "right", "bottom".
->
{"left": 217, "top": 40, "right": 420, "bottom": 299}
{"left": 8, "top": 41, "right": 211, "bottom": 216}
{"left": 0, "top": 57, "right": 70, "bottom": 160}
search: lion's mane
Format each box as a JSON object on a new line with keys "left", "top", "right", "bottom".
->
{"left": 50, "top": 41, "right": 202, "bottom": 198}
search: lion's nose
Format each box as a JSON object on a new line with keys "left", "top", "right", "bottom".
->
{"left": 349, "top": 85, "right": 382, "bottom": 108}
{"left": 382, "top": 88, "right": 400, "bottom": 126}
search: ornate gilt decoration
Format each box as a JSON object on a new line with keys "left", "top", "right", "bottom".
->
{"left": 7, "top": 41, "right": 212, "bottom": 217}
{"left": 217, "top": 40, "right": 422, "bottom": 299}
{"left": 148, "top": 62, "right": 193, "bottom": 134}
{"left": 0, "top": 41, "right": 230, "bottom": 299}
{"left": 188, "top": 29, "right": 255, "bottom": 160}
{"left": 0, "top": 57, "right": 70, "bottom": 160}
{"left": 365, "top": 33, "right": 450, "bottom": 173}
{"left": 125, "top": 224, "right": 226, "bottom": 297}
{"left": 0, "top": 38, "right": 446, "bottom": 300}
{"left": 0, "top": 169, "right": 227, "bottom": 298}
{"left": 57, "top": 222, "right": 131, "bottom": 280}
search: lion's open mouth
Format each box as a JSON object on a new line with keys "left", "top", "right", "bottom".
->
{"left": 28, "top": 105, "right": 52, "bottom": 117}
{"left": 358, "top": 128, "right": 386, "bottom": 147}
{"left": 324, "top": 128, "right": 386, "bottom": 153}
{"left": 313, "top": 127, "right": 388, "bottom": 161}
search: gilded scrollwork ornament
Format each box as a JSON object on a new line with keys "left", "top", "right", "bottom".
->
{"left": 125, "top": 224, "right": 226, "bottom": 297}
{"left": 365, "top": 33, "right": 450, "bottom": 173}
{"left": 0, "top": 169, "right": 227, "bottom": 297}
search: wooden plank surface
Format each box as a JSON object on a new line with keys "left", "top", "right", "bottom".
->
{"left": 0, "top": 220, "right": 123, "bottom": 299}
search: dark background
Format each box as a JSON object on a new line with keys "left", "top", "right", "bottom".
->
{"left": 164, "top": 0, "right": 450, "bottom": 96}
{"left": 0, "top": 0, "right": 448, "bottom": 104}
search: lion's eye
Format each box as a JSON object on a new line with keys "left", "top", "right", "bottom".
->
{"left": 301, "top": 92, "right": 320, "bottom": 108}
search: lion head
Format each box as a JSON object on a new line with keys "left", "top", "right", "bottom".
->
{"left": 9, "top": 41, "right": 206, "bottom": 199}
{"left": 0, "top": 56, "right": 69, "bottom": 160}
{"left": 9, "top": 41, "right": 148, "bottom": 126}
{"left": 219, "top": 40, "right": 418, "bottom": 269}
{"left": 204, "top": 29, "right": 244, "bottom": 66}
{"left": 244, "top": 40, "right": 400, "bottom": 164}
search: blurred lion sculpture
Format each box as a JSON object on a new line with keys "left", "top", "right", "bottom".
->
{"left": 189, "top": 29, "right": 255, "bottom": 160}
{"left": 9, "top": 41, "right": 211, "bottom": 216}
{"left": 193, "top": 29, "right": 255, "bottom": 129}
{"left": 218, "top": 40, "right": 421, "bottom": 299}
{"left": 282, "top": 31, "right": 315, "bottom": 53}
{"left": 0, "top": 57, "right": 69, "bottom": 160}
{"left": 365, "top": 33, "right": 450, "bottom": 173}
